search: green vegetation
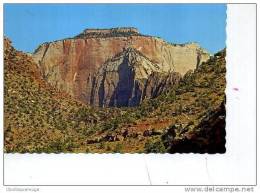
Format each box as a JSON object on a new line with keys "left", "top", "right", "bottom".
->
{"left": 113, "top": 143, "right": 123, "bottom": 153}
{"left": 4, "top": 37, "right": 226, "bottom": 153}
{"left": 144, "top": 138, "right": 166, "bottom": 153}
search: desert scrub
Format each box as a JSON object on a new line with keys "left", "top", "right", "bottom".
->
{"left": 144, "top": 139, "right": 166, "bottom": 153}
{"left": 113, "top": 143, "right": 123, "bottom": 153}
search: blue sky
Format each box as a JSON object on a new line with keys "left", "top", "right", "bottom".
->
{"left": 4, "top": 4, "right": 226, "bottom": 54}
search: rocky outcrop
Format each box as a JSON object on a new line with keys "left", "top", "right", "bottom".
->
{"left": 162, "top": 100, "right": 226, "bottom": 154}
{"left": 76, "top": 27, "right": 140, "bottom": 38}
{"left": 33, "top": 27, "right": 210, "bottom": 107}
{"left": 91, "top": 47, "right": 182, "bottom": 107}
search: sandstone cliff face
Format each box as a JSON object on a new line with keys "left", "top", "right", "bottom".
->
{"left": 33, "top": 28, "right": 210, "bottom": 107}
{"left": 92, "top": 47, "right": 182, "bottom": 107}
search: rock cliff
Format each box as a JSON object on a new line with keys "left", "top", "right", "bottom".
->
{"left": 92, "top": 47, "right": 182, "bottom": 107}
{"left": 4, "top": 36, "right": 226, "bottom": 153}
{"left": 33, "top": 27, "right": 210, "bottom": 107}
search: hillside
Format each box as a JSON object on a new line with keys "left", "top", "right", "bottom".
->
{"left": 4, "top": 37, "right": 121, "bottom": 153}
{"left": 4, "top": 36, "right": 225, "bottom": 153}
{"left": 82, "top": 49, "right": 226, "bottom": 153}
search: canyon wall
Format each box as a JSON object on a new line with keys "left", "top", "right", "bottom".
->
{"left": 33, "top": 28, "right": 210, "bottom": 107}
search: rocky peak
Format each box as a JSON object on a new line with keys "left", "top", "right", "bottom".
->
{"left": 101, "top": 47, "right": 160, "bottom": 80}
{"left": 32, "top": 27, "right": 210, "bottom": 107}
{"left": 76, "top": 27, "right": 140, "bottom": 38}
{"left": 122, "top": 47, "right": 154, "bottom": 65}
{"left": 91, "top": 46, "right": 181, "bottom": 107}
{"left": 124, "top": 47, "right": 139, "bottom": 59}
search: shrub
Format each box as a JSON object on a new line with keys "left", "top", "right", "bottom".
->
{"left": 106, "top": 145, "right": 112, "bottom": 151}
{"left": 97, "top": 142, "right": 105, "bottom": 149}
{"left": 144, "top": 139, "right": 166, "bottom": 153}
{"left": 176, "top": 104, "right": 183, "bottom": 115}
{"left": 113, "top": 143, "right": 123, "bottom": 153}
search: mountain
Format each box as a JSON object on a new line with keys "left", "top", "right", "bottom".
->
{"left": 33, "top": 27, "right": 210, "bottom": 107}
{"left": 4, "top": 37, "right": 120, "bottom": 152}
{"left": 4, "top": 30, "right": 225, "bottom": 153}
{"left": 85, "top": 49, "right": 226, "bottom": 153}
{"left": 91, "top": 47, "right": 182, "bottom": 107}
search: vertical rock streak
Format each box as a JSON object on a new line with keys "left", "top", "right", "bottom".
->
{"left": 33, "top": 28, "right": 210, "bottom": 107}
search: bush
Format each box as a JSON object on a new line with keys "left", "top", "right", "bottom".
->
{"left": 144, "top": 139, "right": 166, "bottom": 153}
{"left": 46, "top": 141, "right": 64, "bottom": 153}
{"left": 113, "top": 143, "right": 123, "bottom": 153}
{"left": 102, "top": 119, "right": 119, "bottom": 131}
{"left": 106, "top": 145, "right": 112, "bottom": 151}
{"left": 176, "top": 104, "right": 183, "bottom": 115}
{"left": 97, "top": 142, "right": 105, "bottom": 149}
